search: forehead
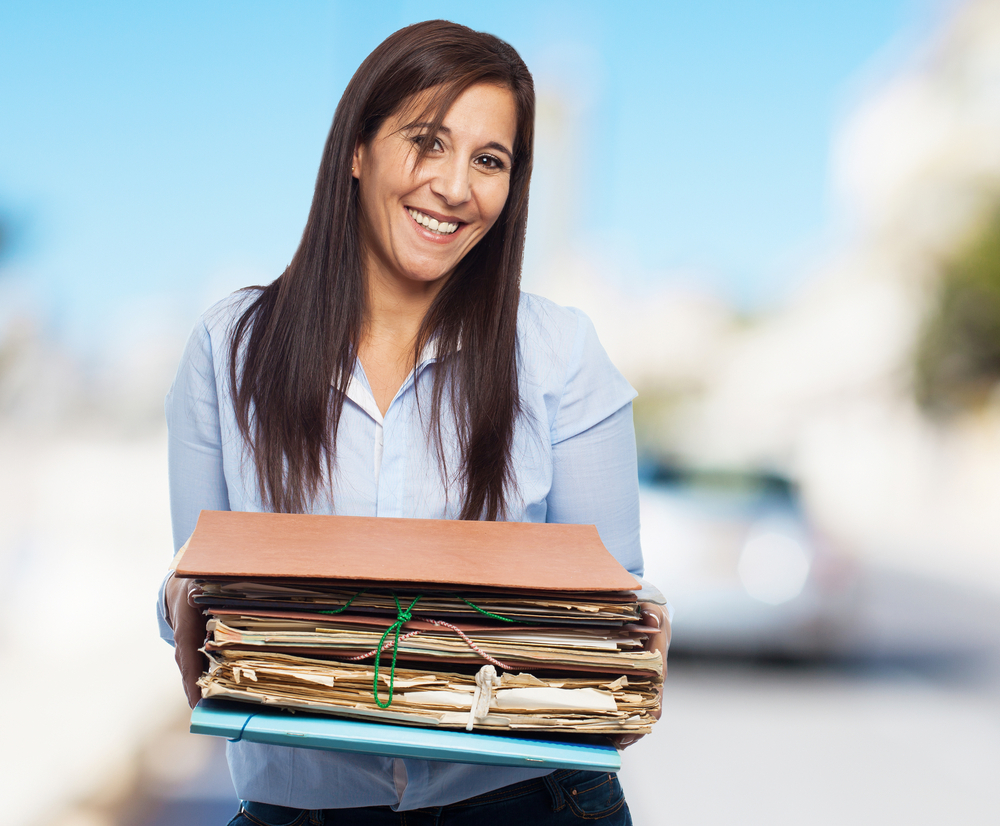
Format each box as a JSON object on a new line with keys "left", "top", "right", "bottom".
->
{"left": 389, "top": 83, "right": 518, "bottom": 148}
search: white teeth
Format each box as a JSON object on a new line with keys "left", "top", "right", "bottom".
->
{"left": 407, "top": 208, "right": 458, "bottom": 235}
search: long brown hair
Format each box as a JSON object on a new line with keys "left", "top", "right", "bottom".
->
{"left": 229, "top": 20, "right": 535, "bottom": 519}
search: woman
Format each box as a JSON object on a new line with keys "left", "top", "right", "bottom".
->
{"left": 161, "top": 19, "right": 666, "bottom": 826}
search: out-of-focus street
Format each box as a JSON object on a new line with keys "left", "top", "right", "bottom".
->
{"left": 622, "top": 650, "right": 1000, "bottom": 824}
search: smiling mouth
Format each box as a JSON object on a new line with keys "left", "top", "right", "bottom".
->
{"left": 407, "top": 208, "right": 461, "bottom": 236}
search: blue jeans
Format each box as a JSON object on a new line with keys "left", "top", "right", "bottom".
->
{"left": 226, "top": 770, "right": 632, "bottom": 825}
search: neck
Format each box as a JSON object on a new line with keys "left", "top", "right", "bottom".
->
{"left": 366, "top": 282, "right": 434, "bottom": 349}
{"left": 361, "top": 264, "right": 447, "bottom": 353}
{"left": 357, "top": 264, "right": 446, "bottom": 417}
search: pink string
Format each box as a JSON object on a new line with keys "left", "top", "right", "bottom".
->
{"left": 425, "top": 619, "right": 512, "bottom": 670}
{"left": 345, "top": 630, "right": 422, "bottom": 661}
{"left": 344, "top": 622, "right": 511, "bottom": 671}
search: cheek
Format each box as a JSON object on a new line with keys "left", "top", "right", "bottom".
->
{"left": 483, "top": 182, "right": 512, "bottom": 227}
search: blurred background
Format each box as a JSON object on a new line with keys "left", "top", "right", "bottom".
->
{"left": 2, "top": 0, "right": 999, "bottom": 824}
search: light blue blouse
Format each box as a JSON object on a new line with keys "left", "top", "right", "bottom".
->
{"left": 160, "top": 289, "right": 643, "bottom": 811}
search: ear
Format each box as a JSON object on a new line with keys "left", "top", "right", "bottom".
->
{"left": 352, "top": 142, "right": 363, "bottom": 179}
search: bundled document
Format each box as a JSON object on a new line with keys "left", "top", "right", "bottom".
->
{"left": 175, "top": 511, "right": 664, "bottom": 736}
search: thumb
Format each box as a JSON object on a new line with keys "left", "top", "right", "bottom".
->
{"left": 175, "top": 638, "right": 207, "bottom": 708}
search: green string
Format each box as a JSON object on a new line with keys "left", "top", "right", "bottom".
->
{"left": 318, "top": 590, "right": 366, "bottom": 615}
{"left": 317, "top": 590, "right": 525, "bottom": 624}
{"left": 372, "top": 593, "right": 422, "bottom": 708}
{"left": 460, "top": 597, "right": 531, "bottom": 624}
{"left": 312, "top": 589, "right": 528, "bottom": 707}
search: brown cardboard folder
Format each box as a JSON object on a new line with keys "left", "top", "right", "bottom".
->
{"left": 175, "top": 510, "right": 642, "bottom": 594}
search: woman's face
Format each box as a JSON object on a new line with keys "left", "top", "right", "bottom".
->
{"left": 353, "top": 83, "right": 517, "bottom": 295}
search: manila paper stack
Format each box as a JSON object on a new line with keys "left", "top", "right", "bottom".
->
{"left": 174, "top": 511, "right": 664, "bottom": 737}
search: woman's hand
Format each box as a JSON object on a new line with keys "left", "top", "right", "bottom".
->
{"left": 164, "top": 572, "right": 208, "bottom": 708}
{"left": 612, "top": 601, "right": 669, "bottom": 750}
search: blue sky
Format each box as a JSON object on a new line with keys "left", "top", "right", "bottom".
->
{"left": 0, "top": 0, "right": 933, "bottom": 350}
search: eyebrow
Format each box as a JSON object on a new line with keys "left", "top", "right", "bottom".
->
{"left": 402, "top": 122, "right": 514, "bottom": 162}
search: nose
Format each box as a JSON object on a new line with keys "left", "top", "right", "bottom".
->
{"left": 429, "top": 155, "right": 471, "bottom": 206}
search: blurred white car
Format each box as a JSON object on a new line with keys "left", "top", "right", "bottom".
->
{"left": 639, "top": 463, "right": 859, "bottom": 657}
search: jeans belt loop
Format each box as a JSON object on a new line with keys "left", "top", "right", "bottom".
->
{"left": 542, "top": 771, "right": 567, "bottom": 812}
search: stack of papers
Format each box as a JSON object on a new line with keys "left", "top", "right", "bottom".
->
{"left": 176, "top": 511, "right": 663, "bottom": 737}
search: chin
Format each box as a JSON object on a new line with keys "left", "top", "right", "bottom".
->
{"left": 397, "top": 260, "right": 459, "bottom": 285}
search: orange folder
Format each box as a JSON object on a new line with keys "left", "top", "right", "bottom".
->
{"left": 174, "top": 510, "right": 641, "bottom": 595}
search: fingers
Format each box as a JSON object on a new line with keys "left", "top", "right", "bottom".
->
{"left": 639, "top": 605, "right": 662, "bottom": 628}
{"left": 639, "top": 603, "right": 671, "bottom": 646}
{"left": 175, "top": 639, "right": 206, "bottom": 708}
{"left": 639, "top": 605, "right": 668, "bottom": 653}
{"left": 175, "top": 629, "right": 208, "bottom": 708}
{"left": 648, "top": 685, "right": 663, "bottom": 722}
{"left": 636, "top": 602, "right": 667, "bottom": 728}
{"left": 611, "top": 732, "right": 646, "bottom": 750}
{"left": 166, "top": 574, "right": 208, "bottom": 708}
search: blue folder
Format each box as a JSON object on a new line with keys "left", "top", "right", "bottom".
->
{"left": 191, "top": 700, "right": 621, "bottom": 771}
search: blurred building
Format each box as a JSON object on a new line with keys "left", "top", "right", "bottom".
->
{"left": 576, "top": 0, "right": 1000, "bottom": 591}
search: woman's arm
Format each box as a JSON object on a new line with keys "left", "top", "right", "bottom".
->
{"left": 165, "top": 318, "right": 231, "bottom": 554}
{"left": 546, "top": 402, "right": 668, "bottom": 747}
{"left": 539, "top": 303, "right": 671, "bottom": 743}
{"left": 160, "top": 316, "right": 232, "bottom": 706}
{"left": 546, "top": 403, "right": 643, "bottom": 575}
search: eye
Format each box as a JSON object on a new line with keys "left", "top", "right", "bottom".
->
{"left": 410, "top": 134, "right": 443, "bottom": 152}
{"left": 474, "top": 153, "right": 507, "bottom": 172}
